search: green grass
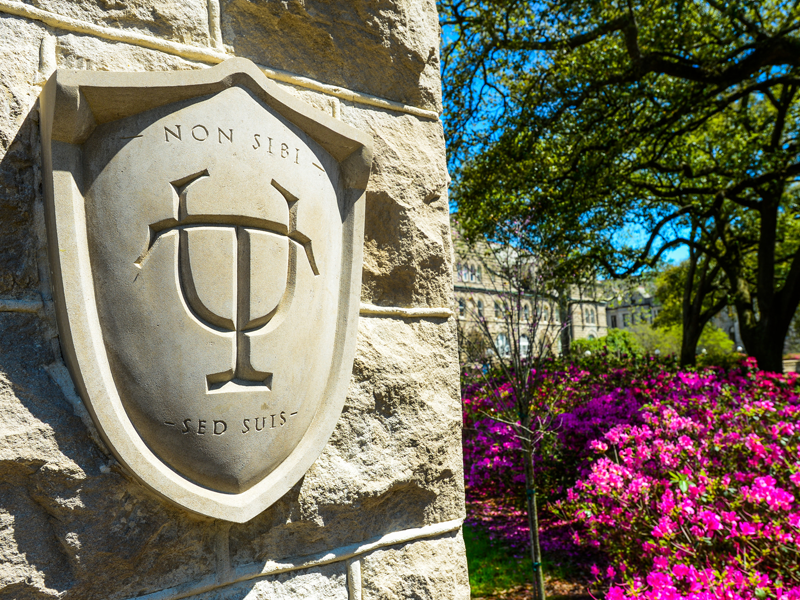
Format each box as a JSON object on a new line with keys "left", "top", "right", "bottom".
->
{"left": 464, "top": 524, "right": 595, "bottom": 598}
{"left": 464, "top": 524, "right": 533, "bottom": 596}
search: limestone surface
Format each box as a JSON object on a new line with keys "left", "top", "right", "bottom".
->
{"left": 221, "top": 0, "right": 443, "bottom": 112}
{"left": 191, "top": 565, "right": 349, "bottom": 600}
{"left": 21, "top": 0, "right": 212, "bottom": 45}
{"left": 0, "top": 1, "right": 465, "bottom": 597}
{"left": 361, "top": 532, "right": 471, "bottom": 600}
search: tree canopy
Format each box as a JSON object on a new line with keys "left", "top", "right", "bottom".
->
{"left": 441, "top": 0, "right": 800, "bottom": 370}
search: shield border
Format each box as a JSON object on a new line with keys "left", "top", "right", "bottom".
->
{"left": 39, "top": 58, "right": 372, "bottom": 522}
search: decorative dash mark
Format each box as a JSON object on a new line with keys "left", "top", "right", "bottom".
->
{"left": 120, "top": 135, "right": 144, "bottom": 140}
{"left": 312, "top": 162, "right": 324, "bottom": 172}
{"left": 164, "top": 422, "right": 176, "bottom": 426}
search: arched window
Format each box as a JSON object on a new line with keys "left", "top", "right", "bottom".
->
{"left": 584, "top": 308, "right": 591, "bottom": 324}
{"left": 520, "top": 335, "right": 530, "bottom": 357}
{"left": 588, "top": 334, "right": 596, "bottom": 340}
{"left": 470, "top": 265, "right": 476, "bottom": 282}
{"left": 523, "top": 304, "right": 530, "bottom": 321}
{"left": 458, "top": 299, "right": 466, "bottom": 317}
{"left": 476, "top": 266, "right": 482, "bottom": 282}
{"left": 494, "top": 302, "right": 502, "bottom": 317}
{"left": 477, "top": 299, "right": 484, "bottom": 317}
{"left": 543, "top": 304, "right": 550, "bottom": 322}
{"left": 496, "top": 333, "right": 510, "bottom": 357}
{"left": 456, "top": 263, "right": 462, "bottom": 281}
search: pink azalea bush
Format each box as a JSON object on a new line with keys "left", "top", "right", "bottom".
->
{"left": 463, "top": 356, "right": 800, "bottom": 598}
{"left": 558, "top": 360, "right": 800, "bottom": 598}
{"left": 462, "top": 357, "right": 666, "bottom": 560}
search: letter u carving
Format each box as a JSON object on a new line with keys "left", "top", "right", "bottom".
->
{"left": 139, "top": 169, "right": 318, "bottom": 392}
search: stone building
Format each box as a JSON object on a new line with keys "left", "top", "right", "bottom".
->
{"left": 605, "top": 282, "right": 744, "bottom": 349}
{"left": 452, "top": 228, "right": 607, "bottom": 360}
{"left": 605, "top": 286, "right": 660, "bottom": 330}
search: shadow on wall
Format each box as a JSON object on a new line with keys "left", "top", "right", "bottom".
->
{"left": 0, "top": 103, "right": 225, "bottom": 600}
{"left": 0, "top": 103, "right": 452, "bottom": 600}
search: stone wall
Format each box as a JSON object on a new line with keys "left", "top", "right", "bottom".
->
{"left": 0, "top": 1, "right": 468, "bottom": 598}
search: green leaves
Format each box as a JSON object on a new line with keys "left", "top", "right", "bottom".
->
{"left": 441, "top": 0, "right": 800, "bottom": 369}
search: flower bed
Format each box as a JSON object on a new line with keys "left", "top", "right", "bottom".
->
{"left": 559, "top": 361, "right": 800, "bottom": 599}
{"left": 463, "top": 358, "right": 800, "bottom": 599}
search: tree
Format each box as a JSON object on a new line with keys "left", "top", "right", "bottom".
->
{"left": 441, "top": 0, "right": 800, "bottom": 371}
{"left": 654, "top": 247, "right": 728, "bottom": 366}
{"left": 458, "top": 238, "right": 566, "bottom": 600}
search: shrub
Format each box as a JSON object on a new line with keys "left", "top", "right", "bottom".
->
{"left": 572, "top": 329, "right": 645, "bottom": 358}
{"left": 558, "top": 361, "right": 800, "bottom": 599}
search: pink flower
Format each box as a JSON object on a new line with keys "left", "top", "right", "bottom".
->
{"left": 698, "top": 510, "right": 723, "bottom": 534}
{"left": 738, "top": 522, "right": 760, "bottom": 536}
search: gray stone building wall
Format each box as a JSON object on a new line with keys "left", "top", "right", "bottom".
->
{"left": 0, "top": 2, "right": 468, "bottom": 599}
{"left": 452, "top": 230, "right": 607, "bottom": 358}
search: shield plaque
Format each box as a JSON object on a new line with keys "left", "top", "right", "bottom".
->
{"left": 39, "top": 59, "right": 372, "bottom": 522}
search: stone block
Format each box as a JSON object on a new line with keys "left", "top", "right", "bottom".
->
{"left": 19, "top": 0, "right": 212, "bottom": 45}
{"left": 220, "top": 0, "right": 442, "bottom": 112}
{"left": 360, "top": 530, "right": 471, "bottom": 600}
{"left": 190, "top": 564, "right": 348, "bottom": 600}
{"left": 0, "top": 0, "right": 465, "bottom": 596}
{"left": 341, "top": 108, "right": 453, "bottom": 309}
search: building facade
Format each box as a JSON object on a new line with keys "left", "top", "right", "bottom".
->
{"left": 452, "top": 229, "right": 607, "bottom": 361}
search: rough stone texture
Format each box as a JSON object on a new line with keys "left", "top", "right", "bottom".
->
{"left": 0, "top": 16, "right": 42, "bottom": 300}
{"left": 361, "top": 532, "right": 471, "bottom": 600}
{"left": 192, "top": 565, "right": 348, "bottom": 600}
{"left": 0, "top": 2, "right": 464, "bottom": 598}
{"left": 228, "top": 316, "right": 463, "bottom": 564}
{"left": 55, "top": 32, "right": 206, "bottom": 71}
{"left": 21, "top": 0, "right": 212, "bottom": 46}
{"left": 349, "top": 108, "right": 453, "bottom": 310}
{"left": 270, "top": 85, "right": 454, "bottom": 311}
{"left": 220, "top": 0, "right": 443, "bottom": 112}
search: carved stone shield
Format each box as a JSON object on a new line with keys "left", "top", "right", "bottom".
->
{"left": 39, "top": 59, "right": 372, "bottom": 521}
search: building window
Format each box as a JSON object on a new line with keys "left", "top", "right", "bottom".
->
{"left": 520, "top": 335, "right": 530, "bottom": 357}
{"left": 458, "top": 299, "right": 465, "bottom": 317}
{"left": 631, "top": 313, "right": 636, "bottom": 325}
{"left": 470, "top": 265, "right": 476, "bottom": 282}
{"left": 611, "top": 315, "right": 617, "bottom": 328}
{"left": 623, "top": 314, "right": 629, "bottom": 327}
{"left": 542, "top": 304, "right": 550, "bottom": 322}
{"left": 496, "top": 333, "right": 510, "bottom": 357}
{"left": 477, "top": 300, "right": 484, "bottom": 317}
{"left": 523, "top": 304, "right": 530, "bottom": 321}
{"left": 456, "top": 263, "right": 462, "bottom": 281}
{"left": 476, "top": 266, "right": 482, "bottom": 282}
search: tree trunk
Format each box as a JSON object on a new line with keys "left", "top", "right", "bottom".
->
{"left": 523, "top": 446, "right": 546, "bottom": 600}
{"left": 680, "top": 320, "right": 702, "bottom": 367}
{"left": 739, "top": 313, "right": 790, "bottom": 373}
{"left": 558, "top": 294, "right": 571, "bottom": 356}
{"left": 753, "top": 337, "right": 785, "bottom": 373}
